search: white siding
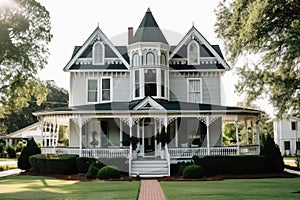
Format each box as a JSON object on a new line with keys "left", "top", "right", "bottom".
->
{"left": 169, "top": 75, "right": 221, "bottom": 104}
{"left": 70, "top": 72, "right": 130, "bottom": 106}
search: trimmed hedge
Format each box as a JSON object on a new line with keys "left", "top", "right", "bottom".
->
{"left": 97, "top": 166, "right": 120, "bottom": 179}
{"left": 29, "top": 154, "right": 78, "bottom": 174}
{"left": 85, "top": 164, "right": 99, "bottom": 179}
{"left": 170, "top": 161, "right": 193, "bottom": 176}
{"left": 76, "top": 157, "right": 104, "bottom": 173}
{"left": 193, "top": 155, "right": 266, "bottom": 176}
{"left": 182, "top": 165, "right": 204, "bottom": 179}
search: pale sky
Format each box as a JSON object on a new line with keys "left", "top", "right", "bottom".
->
{"left": 36, "top": 0, "right": 273, "bottom": 115}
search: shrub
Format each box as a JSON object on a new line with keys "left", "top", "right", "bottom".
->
{"left": 97, "top": 166, "right": 120, "bottom": 179}
{"left": 182, "top": 165, "right": 204, "bottom": 179}
{"left": 6, "top": 145, "right": 16, "bottom": 158}
{"left": 263, "top": 134, "right": 284, "bottom": 173}
{"left": 193, "top": 155, "right": 266, "bottom": 176}
{"left": 85, "top": 164, "right": 99, "bottom": 179}
{"left": 76, "top": 157, "right": 103, "bottom": 173}
{"left": 18, "top": 138, "right": 41, "bottom": 171}
{"left": 29, "top": 154, "right": 78, "bottom": 174}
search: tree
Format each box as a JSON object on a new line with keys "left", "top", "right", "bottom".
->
{"left": 17, "top": 137, "right": 41, "bottom": 171}
{"left": 263, "top": 134, "right": 284, "bottom": 173}
{"left": 0, "top": 0, "right": 52, "bottom": 117}
{"left": 215, "top": 0, "right": 300, "bottom": 118}
{"left": 0, "top": 81, "right": 68, "bottom": 134}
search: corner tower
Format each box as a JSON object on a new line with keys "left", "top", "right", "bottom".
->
{"left": 128, "top": 8, "right": 170, "bottom": 101}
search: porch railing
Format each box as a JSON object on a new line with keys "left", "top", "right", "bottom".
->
{"left": 41, "top": 147, "right": 130, "bottom": 158}
{"left": 169, "top": 145, "right": 260, "bottom": 159}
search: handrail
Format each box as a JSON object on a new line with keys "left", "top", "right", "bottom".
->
{"left": 165, "top": 144, "right": 171, "bottom": 176}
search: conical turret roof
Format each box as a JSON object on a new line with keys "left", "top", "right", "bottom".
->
{"left": 131, "top": 8, "right": 168, "bottom": 44}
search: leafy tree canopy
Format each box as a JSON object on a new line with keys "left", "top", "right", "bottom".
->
{"left": 0, "top": 0, "right": 52, "bottom": 117}
{"left": 0, "top": 80, "right": 68, "bottom": 134}
{"left": 215, "top": 0, "right": 300, "bottom": 118}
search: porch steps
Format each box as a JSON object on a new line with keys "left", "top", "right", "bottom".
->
{"left": 131, "top": 159, "right": 169, "bottom": 177}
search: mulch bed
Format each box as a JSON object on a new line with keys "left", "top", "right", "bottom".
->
{"left": 18, "top": 171, "right": 298, "bottom": 182}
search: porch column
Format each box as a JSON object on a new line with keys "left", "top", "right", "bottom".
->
{"left": 256, "top": 119, "right": 260, "bottom": 145}
{"left": 206, "top": 116, "right": 210, "bottom": 155}
{"left": 119, "top": 119, "right": 123, "bottom": 147}
{"left": 79, "top": 118, "right": 83, "bottom": 157}
{"left": 234, "top": 115, "right": 240, "bottom": 155}
{"left": 245, "top": 119, "right": 249, "bottom": 145}
{"left": 175, "top": 118, "right": 178, "bottom": 147}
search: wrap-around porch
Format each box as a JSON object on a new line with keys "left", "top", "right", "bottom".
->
{"left": 40, "top": 113, "right": 261, "bottom": 160}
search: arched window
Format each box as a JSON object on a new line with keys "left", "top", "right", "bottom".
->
{"left": 146, "top": 52, "right": 155, "bottom": 66}
{"left": 93, "top": 41, "right": 104, "bottom": 65}
{"left": 161, "top": 53, "right": 167, "bottom": 66}
{"left": 188, "top": 41, "right": 199, "bottom": 65}
{"left": 132, "top": 53, "right": 139, "bottom": 67}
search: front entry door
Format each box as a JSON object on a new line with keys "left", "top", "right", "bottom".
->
{"left": 143, "top": 120, "right": 156, "bottom": 156}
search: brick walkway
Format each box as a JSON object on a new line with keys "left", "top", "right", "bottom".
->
{"left": 138, "top": 179, "right": 166, "bottom": 200}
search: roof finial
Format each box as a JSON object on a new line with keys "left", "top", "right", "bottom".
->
{"left": 147, "top": 7, "right": 151, "bottom": 13}
{"left": 192, "top": 21, "right": 194, "bottom": 27}
{"left": 97, "top": 22, "right": 99, "bottom": 27}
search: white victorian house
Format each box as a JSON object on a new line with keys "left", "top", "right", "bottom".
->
{"left": 273, "top": 117, "right": 300, "bottom": 156}
{"left": 35, "top": 8, "right": 262, "bottom": 177}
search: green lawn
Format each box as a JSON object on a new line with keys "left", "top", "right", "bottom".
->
{"left": 161, "top": 178, "right": 300, "bottom": 200}
{"left": 0, "top": 176, "right": 139, "bottom": 200}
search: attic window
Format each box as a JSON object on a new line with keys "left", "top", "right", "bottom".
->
{"left": 188, "top": 41, "right": 199, "bottom": 65}
{"left": 93, "top": 41, "right": 104, "bottom": 65}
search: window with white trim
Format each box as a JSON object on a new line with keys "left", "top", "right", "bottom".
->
{"left": 144, "top": 69, "right": 157, "bottom": 96}
{"left": 134, "top": 70, "right": 140, "bottom": 98}
{"left": 132, "top": 53, "right": 139, "bottom": 67}
{"left": 161, "top": 70, "right": 166, "bottom": 98}
{"left": 87, "top": 79, "right": 98, "bottom": 103}
{"left": 188, "top": 41, "right": 199, "bottom": 65}
{"left": 101, "top": 78, "right": 111, "bottom": 102}
{"left": 146, "top": 52, "right": 155, "bottom": 65}
{"left": 93, "top": 41, "right": 104, "bottom": 65}
{"left": 188, "top": 79, "right": 202, "bottom": 103}
{"left": 161, "top": 53, "right": 167, "bottom": 66}
{"left": 291, "top": 121, "right": 297, "bottom": 130}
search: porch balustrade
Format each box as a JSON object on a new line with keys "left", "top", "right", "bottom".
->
{"left": 169, "top": 145, "right": 260, "bottom": 159}
{"left": 41, "top": 145, "right": 259, "bottom": 159}
{"left": 41, "top": 147, "right": 129, "bottom": 158}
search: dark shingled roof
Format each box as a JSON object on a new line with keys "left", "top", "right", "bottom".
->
{"left": 131, "top": 8, "right": 168, "bottom": 44}
{"left": 36, "top": 97, "right": 260, "bottom": 114}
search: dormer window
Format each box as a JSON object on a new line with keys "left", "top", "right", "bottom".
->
{"left": 188, "top": 40, "right": 199, "bottom": 65}
{"left": 93, "top": 41, "right": 104, "bottom": 65}
{"left": 146, "top": 52, "right": 155, "bottom": 65}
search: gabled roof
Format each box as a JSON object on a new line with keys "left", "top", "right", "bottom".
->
{"left": 5, "top": 122, "right": 40, "bottom": 139}
{"left": 170, "top": 26, "right": 230, "bottom": 70}
{"left": 131, "top": 8, "right": 168, "bottom": 44}
{"left": 64, "top": 27, "right": 130, "bottom": 71}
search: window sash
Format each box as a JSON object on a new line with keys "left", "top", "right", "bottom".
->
{"left": 94, "top": 43, "right": 104, "bottom": 64}
{"left": 88, "top": 80, "right": 98, "bottom": 102}
{"left": 101, "top": 78, "right": 111, "bottom": 101}
{"left": 188, "top": 79, "right": 201, "bottom": 103}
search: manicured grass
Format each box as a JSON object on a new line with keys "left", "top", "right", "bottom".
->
{"left": 0, "top": 164, "right": 17, "bottom": 171}
{"left": 0, "top": 175, "right": 139, "bottom": 200}
{"left": 161, "top": 178, "right": 300, "bottom": 200}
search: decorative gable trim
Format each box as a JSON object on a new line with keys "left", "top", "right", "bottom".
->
{"left": 64, "top": 27, "right": 130, "bottom": 71}
{"left": 133, "top": 96, "right": 165, "bottom": 110}
{"left": 170, "top": 26, "right": 230, "bottom": 70}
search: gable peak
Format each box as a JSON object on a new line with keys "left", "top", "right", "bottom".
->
{"left": 146, "top": 7, "right": 151, "bottom": 13}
